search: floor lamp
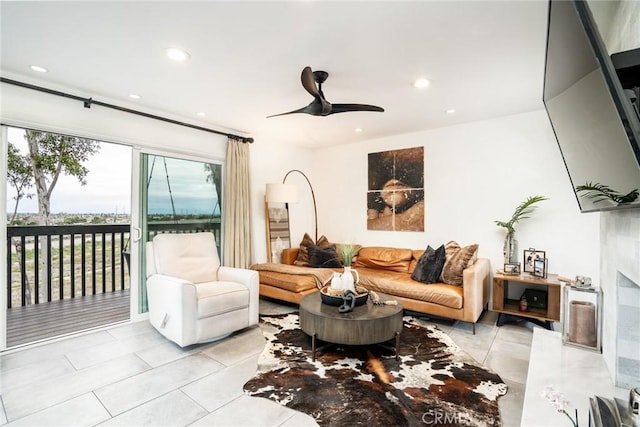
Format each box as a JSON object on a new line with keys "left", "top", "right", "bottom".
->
{"left": 265, "top": 169, "right": 318, "bottom": 244}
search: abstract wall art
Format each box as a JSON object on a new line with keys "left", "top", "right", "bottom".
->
{"left": 367, "top": 146, "right": 424, "bottom": 231}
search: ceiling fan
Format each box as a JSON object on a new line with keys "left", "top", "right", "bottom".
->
{"left": 267, "top": 66, "right": 384, "bottom": 118}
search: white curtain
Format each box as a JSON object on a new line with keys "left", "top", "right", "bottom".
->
{"left": 222, "top": 137, "right": 252, "bottom": 268}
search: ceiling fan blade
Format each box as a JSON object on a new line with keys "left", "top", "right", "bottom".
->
{"left": 301, "top": 66, "right": 321, "bottom": 99}
{"left": 267, "top": 99, "right": 329, "bottom": 118}
{"left": 330, "top": 104, "right": 385, "bottom": 114}
{"left": 266, "top": 106, "right": 309, "bottom": 118}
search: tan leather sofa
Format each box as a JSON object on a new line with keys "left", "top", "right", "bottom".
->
{"left": 255, "top": 246, "right": 490, "bottom": 333}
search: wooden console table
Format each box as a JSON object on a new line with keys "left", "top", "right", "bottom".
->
{"left": 492, "top": 272, "right": 561, "bottom": 329}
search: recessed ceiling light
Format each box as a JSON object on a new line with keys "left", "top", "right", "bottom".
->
{"left": 355, "top": 128, "right": 363, "bottom": 133}
{"left": 412, "top": 78, "right": 430, "bottom": 89}
{"left": 30, "top": 65, "right": 48, "bottom": 73}
{"left": 129, "top": 93, "right": 141, "bottom": 100}
{"left": 196, "top": 112, "right": 206, "bottom": 117}
{"left": 165, "top": 47, "right": 190, "bottom": 62}
{"left": 446, "top": 108, "right": 456, "bottom": 114}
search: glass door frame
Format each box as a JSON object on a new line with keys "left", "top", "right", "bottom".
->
{"left": 130, "top": 147, "right": 224, "bottom": 319}
{"left": 1, "top": 126, "right": 9, "bottom": 350}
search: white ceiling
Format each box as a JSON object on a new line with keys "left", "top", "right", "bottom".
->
{"left": 0, "top": 1, "right": 549, "bottom": 147}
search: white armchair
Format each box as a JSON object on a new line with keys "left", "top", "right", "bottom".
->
{"left": 145, "top": 232, "right": 259, "bottom": 347}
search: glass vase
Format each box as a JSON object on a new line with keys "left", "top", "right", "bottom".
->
{"left": 503, "top": 232, "right": 518, "bottom": 264}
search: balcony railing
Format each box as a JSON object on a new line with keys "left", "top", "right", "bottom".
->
{"left": 7, "top": 224, "right": 130, "bottom": 309}
{"left": 6, "top": 220, "right": 221, "bottom": 309}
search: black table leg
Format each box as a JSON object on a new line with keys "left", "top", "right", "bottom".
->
{"left": 497, "top": 313, "right": 554, "bottom": 330}
{"left": 311, "top": 334, "right": 316, "bottom": 362}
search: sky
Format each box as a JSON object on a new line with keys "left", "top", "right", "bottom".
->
{"left": 6, "top": 127, "right": 220, "bottom": 215}
{"left": 146, "top": 156, "right": 220, "bottom": 216}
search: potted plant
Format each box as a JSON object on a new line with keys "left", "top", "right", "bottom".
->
{"left": 495, "top": 195, "right": 547, "bottom": 264}
{"left": 339, "top": 244, "right": 358, "bottom": 266}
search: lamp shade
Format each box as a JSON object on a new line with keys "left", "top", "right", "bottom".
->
{"left": 265, "top": 183, "right": 299, "bottom": 203}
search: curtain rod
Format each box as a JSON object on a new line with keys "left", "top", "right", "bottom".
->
{"left": 0, "top": 77, "right": 254, "bottom": 143}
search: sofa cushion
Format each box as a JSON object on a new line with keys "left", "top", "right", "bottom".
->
{"left": 294, "top": 233, "right": 331, "bottom": 266}
{"left": 195, "top": 281, "right": 249, "bottom": 319}
{"left": 256, "top": 270, "right": 318, "bottom": 293}
{"left": 152, "top": 232, "right": 219, "bottom": 283}
{"left": 354, "top": 247, "right": 413, "bottom": 272}
{"left": 357, "top": 268, "right": 463, "bottom": 309}
{"left": 308, "top": 244, "right": 342, "bottom": 268}
{"left": 409, "top": 249, "right": 424, "bottom": 273}
{"left": 440, "top": 241, "right": 479, "bottom": 286}
{"left": 412, "top": 244, "right": 446, "bottom": 284}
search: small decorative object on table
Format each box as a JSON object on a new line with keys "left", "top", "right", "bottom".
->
{"left": 503, "top": 262, "right": 521, "bottom": 275}
{"left": 320, "top": 285, "right": 369, "bottom": 311}
{"left": 533, "top": 258, "right": 548, "bottom": 278}
{"left": 369, "top": 290, "right": 398, "bottom": 306}
{"left": 340, "top": 266, "right": 359, "bottom": 293}
{"left": 542, "top": 385, "right": 579, "bottom": 426}
{"left": 574, "top": 276, "right": 592, "bottom": 288}
{"left": 519, "top": 295, "right": 528, "bottom": 312}
{"left": 524, "top": 248, "right": 546, "bottom": 274}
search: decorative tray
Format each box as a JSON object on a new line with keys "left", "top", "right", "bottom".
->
{"left": 320, "top": 285, "right": 369, "bottom": 307}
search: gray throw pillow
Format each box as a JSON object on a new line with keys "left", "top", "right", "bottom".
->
{"left": 411, "top": 244, "right": 446, "bottom": 283}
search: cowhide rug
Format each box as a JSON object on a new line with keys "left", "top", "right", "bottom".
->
{"left": 243, "top": 313, "right": 508, "bottom": 427}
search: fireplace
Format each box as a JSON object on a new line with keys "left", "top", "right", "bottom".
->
{"left": 601, "top": 208, "right": 640, "bottom": 390}
{"left": 617, "top": 272, "right": 640, "bottom": 389}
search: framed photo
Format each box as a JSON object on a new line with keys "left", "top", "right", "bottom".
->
{"left": 532, "top": 258, "right": 548, "bottom": 278}
{"left": 503, "top": 262, "right": 521, "bottom": 275}
{"left": 523, "top": 248, "right": 545, "bottom": 274}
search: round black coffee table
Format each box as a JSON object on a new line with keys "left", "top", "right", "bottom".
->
{"left": 299, "top": 292, "right": 403, "bottom": 361}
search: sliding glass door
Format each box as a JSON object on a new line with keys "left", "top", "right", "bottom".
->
{"left": 135, "top": 152, "right": 222, "bottom": 314}
{"left": 3, "top": 125, "right": 132, "bottom": 347}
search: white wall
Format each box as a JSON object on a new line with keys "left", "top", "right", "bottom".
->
{"left": 249, "top": 142, "right": 315, "bottom": 264}
{"left": 311, "top": 110, "right": 601, "bottom": 280}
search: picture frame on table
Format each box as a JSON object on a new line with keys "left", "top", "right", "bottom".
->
{"left": 503, "top": 262, "right": 521, "bottom": 275}
{"left": 523, "top": 248, "right": 545, "bottom": 274}
{"left": 532, "top": 258, "right": 548, "bottom": 278}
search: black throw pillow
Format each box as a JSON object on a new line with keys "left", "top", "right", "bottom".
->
{"left": 411, "top": 244, "right": 446, "bottom": 284}
{"left": 308, "top": 244, "right": 342, "bottom": 268}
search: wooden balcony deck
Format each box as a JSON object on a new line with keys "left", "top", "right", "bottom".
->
{"left": 6, "top": 289, "right": 130, "bottom": 348}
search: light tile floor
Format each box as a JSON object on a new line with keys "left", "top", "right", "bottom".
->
{"left": 0, "top": 299, "right": 536, "bottom": 426}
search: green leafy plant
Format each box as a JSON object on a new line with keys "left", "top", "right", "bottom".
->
{"left": 494, "top": 195, "right": 548, "bottom": 234}
{"left": 339, "top": 244, "right": 357, "bottom": 266}
{"left": 575, "top": 182, "right": 639, "bottom": 205}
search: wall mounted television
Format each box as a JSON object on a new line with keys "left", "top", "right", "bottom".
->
{"left": 543, "top": 0, "right": 640, "bottom": 212}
